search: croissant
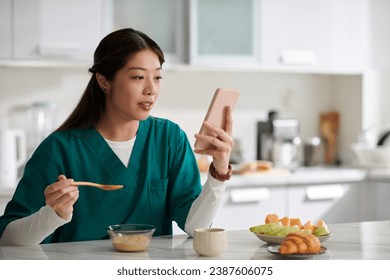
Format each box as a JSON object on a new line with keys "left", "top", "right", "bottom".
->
{"left": 278, "top": 232, "right": 321, "bottom": 254}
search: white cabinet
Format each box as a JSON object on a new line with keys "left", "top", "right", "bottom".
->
{"left": 261, "top": 0, "right": 368, "bottom": 71}
{"left": 189, "top": 0, "right": 259, "bottom": 65}
{"left": 112, "top": 0, "right": 186, "bottom": 64}
{"left": 261, "top": 0, "right": 331, "bottom": 68}
{"left": 4, "top": 0, "right": 107, "bottom": 61}
{"left": 287, "top": 183, "right": 361, "bottom": 224}
{"left": 373, "top": 183, "right": 390, "bottom": 220}
{"left": 212, "top": 185, "right": 287, "bottom": 230}
{"left": 173, "top": 185, "right": 287, "bottom": 234}
{"left": 362, "top": 182, "right": 390, "bottom": 221}
{"left": 111, "top": 0, "right": 261, "bottom": 66}
{"left": 0, "top": 0, "right": 12, "bottom": 59}
{"left": 171, "top": 169, "right": 368, "bottom": 234}
{"left": 1, "top": 0, "right": 372, "bottom": 72}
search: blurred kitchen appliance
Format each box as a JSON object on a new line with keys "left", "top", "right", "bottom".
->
{"left": 256, "top": 111, "right": 277, "bottom": 160}
{"left": 303, "top": 137, "right": 323, "bottom": 166}
{"left": 230, "top": 138, "right": 244, "bottom": 164}
{"left": 28, "top": 101, "right": 57, "bottom": 155}
{"left": 0, "top": 128, "right": 27, "bottom": 187}
{"left": 256, "top": 111, "right": 301, "bottom": 169}
{"left": 8, "top": 101, "right": 57, "bottom": 157}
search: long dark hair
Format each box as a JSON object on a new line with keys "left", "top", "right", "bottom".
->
{"left": 56, "top": 28, "right": 165, "bottom": 131}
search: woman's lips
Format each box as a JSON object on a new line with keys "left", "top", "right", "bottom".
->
{"left": 138, "top": 101, "right": 153, "bottom": 110}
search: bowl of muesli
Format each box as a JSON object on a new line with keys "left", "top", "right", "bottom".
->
{"left": 106, "top": 224, "right": 155, "bottom": 252}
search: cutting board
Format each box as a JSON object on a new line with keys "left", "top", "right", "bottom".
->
{"left": 320, "top": 111, "right": 340, "bottom": 165}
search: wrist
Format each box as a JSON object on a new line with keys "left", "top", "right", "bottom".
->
{"left": 209, "top": 161, "right": 232, "bottom": 181}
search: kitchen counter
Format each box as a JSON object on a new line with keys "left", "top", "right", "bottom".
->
{"left": 1, "top": 167, "right": 368, "bottom": 194}
{"left": 227, "top": 166, "right": 367, "bottom": 187}
{"left": 1, "top": 220, "right": 389, "bottom": 260}
{"left": 366, "top": 169, "right": 390, "bottom": 183}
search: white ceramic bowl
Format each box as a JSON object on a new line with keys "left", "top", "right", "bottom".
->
{"left": 351, "top": 144, "right": 390, "bottom": 168}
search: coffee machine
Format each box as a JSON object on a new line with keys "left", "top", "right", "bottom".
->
{"left": 256, "top": 111, "right": 301, "bottom": 169}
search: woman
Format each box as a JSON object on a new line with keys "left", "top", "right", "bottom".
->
{"left": 0, "top": 28, "right": 233, "bottom": 245}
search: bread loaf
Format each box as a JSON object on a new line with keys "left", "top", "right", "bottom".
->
{"left": 278, "top": 232, "right": 321, "bottom": 255}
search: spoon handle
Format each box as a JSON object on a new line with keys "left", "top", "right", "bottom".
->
{"left": 71, "top": 181, "right": 123, "bottom": 190}
{"left": 71, "top": 181, "right": 101, "bottom": 187}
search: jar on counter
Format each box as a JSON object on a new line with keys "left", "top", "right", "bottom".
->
{"left": 272, "top": 136, "right": 301, "bottom": 170}
{"left": 303, "top": 137, "right": 323, "bottom": 166}
{"left": 28, "top": 101, "right": 57, "bottom": 155}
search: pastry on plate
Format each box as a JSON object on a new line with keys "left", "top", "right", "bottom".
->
{"left": 278, "top": 231, "right": 321, "bottom": 254}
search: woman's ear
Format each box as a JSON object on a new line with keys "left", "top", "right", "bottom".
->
{"left": 96, "top": 73, "right": 110, "bottom": 94}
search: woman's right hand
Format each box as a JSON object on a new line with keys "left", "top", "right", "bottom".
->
{"left": 44, "top": 174, "right": 79, "bottom": 220}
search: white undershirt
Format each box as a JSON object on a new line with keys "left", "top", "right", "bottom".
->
{"left": 105, "top": 137, "right": 135, "bottom": 167}
{"left": 0, "top": 138, "right": 226, "bottom": 245}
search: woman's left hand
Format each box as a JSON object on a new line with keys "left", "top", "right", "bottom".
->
{"left": 194, "top": 106, "right": 234, "bottom": 175}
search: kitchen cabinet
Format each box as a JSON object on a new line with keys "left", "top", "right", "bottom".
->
{"left": 287, "top": 183, "right": 361, "bottom": 223}
{"left": 172, "top": 185, "right": 287, "bottom": 234}
{"left": 211, "top": 182, "right": 362, "bottom": 231}
{"left": 1, "top": 0, "right": 372, "bottom": 73}
{"left": 189, "top": 0, "right": 259, "bottom": 65}
{"left": 3, "top": 0, "right": 107, "bottom": 61}
{"left": 111, "top": 0, "right": 260, "bottom": 66}
{"left": 372, "top": 182, "right": 390, "bottom": 220}
{"left": 174, "top": 168, "right": 366, "bottom": 232}
{"left": 360, "top": 170, "right": 390, "bottom": 221}
{"left": 361, "top": 181, "right": 390, "bottom": 221}
{"left": 112, "top": 0, "right": 186, "bottom": 64}
{"left": 212, "top": 185, "right": 287, "bottom": 230}
{"left": 260, "top": 0, "right": 368, "bottom": 72}
{"left": 0, "top": 0, "right": 12, "bottom": 59}
{"left": 111, "top": 0, "right": 369, "bottom": 72}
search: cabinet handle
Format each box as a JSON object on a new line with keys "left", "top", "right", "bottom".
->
{"left": 305, "top": 185, "right": 344, "bottom": 200}
{"left": 39, "top": 42, "right": 80, "bottom": 57}
{"left": 230, "top": 188, "right": 270, "bottom": 203}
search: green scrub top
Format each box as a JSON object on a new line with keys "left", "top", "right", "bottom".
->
{"left": 0, "top": 116, "right": 202, "bottom": 243}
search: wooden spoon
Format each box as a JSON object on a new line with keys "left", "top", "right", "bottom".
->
{"left": 71, "top": 181, "right": 123, "bottom": 191}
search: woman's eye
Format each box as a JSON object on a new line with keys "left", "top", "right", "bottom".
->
{"left": 132, "top": 75, "right": 144, "bottom": 80}
{"left": 155, "top": 76, "right": 163, "bottom": 80}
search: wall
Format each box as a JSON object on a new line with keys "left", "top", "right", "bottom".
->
{"left": 0, "top": 66, "right": 361, "bottom": 163}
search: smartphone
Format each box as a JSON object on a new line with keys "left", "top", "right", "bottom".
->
{"left": 194, "top": 88, "right": 239, "bottom": 150}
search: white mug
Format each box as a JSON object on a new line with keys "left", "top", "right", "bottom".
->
{"left": 193, "top": 228, "right": 227, "bottom": 257}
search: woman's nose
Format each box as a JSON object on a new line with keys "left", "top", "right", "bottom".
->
{"left": 143, "top": 79, "right": 157, "bottom": 95}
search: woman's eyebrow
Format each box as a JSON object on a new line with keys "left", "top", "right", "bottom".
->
{"left": 127, "top": 67, "right": 162, "bottom": 71}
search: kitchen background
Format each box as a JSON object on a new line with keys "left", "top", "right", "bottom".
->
{"left": 1, "top": 0, "right": 390, "bottom": 230}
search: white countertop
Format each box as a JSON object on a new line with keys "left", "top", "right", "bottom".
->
{"left": 226, "top": 166, "right": 367, "bottom": 187}
{"left": 2, "top": 166, "right": 389, "bottom": 197}
{"left": 1, "top": 220, "right": 389, "bottom": 260}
